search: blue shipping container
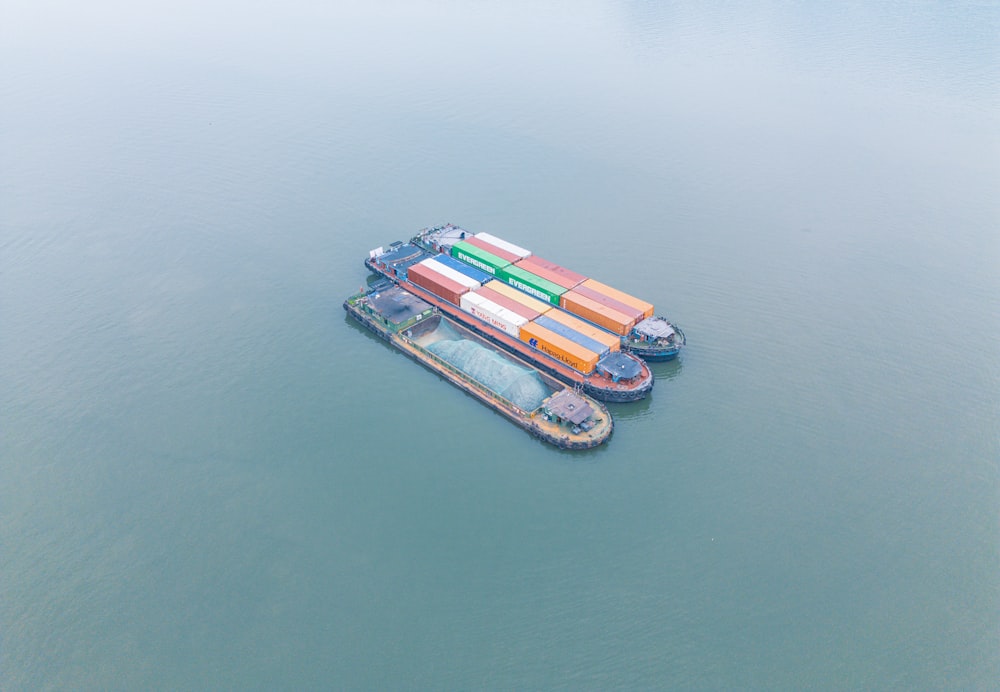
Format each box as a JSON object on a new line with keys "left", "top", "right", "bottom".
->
{"left": 433, "top": 253, "right": 492, "bottom": 285}
{"left": 534, "top": 314, "right": 610, "bottom": 357}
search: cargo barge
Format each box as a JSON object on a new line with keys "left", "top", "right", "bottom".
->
{"left": 365, "top": 244, "right": 654, "bottom": 403}
{"left": 344, "top": 284, "right": 613, "bottom": 450}
{"left": 414, "top": 223, "right": 686, "bottom": 361}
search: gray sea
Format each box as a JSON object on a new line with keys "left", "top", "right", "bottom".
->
{"left": 2, "top": 2, "right": 998, "bottom": 689}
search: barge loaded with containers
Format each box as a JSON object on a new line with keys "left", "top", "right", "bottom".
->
{"left": 344, "top": 282, "right": 612, "bottom": 449}
{"left": 365, "top": 240, "right": 654, "bottom": 403}
{"left": 414, "top": 224, "right": 685, "bottom": 361}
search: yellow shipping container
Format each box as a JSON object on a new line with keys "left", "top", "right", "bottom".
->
{"left": 519, "top": 321, "right": 599, "bottom": 374}
{"left": 484, "top": 280, "right": 553, "bottom": 316}
{"left": 581, "top": 278, "right": 654, "bottom": 319}
{"left": 544, "top": 308, "right": 620, "bottom": 352}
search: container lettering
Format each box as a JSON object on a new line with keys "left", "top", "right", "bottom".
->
{"left": 455, "top": 251, "right": 497, "bottom": 275}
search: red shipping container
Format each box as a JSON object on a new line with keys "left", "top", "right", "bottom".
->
{"left": 408, "top": 262, "right": 468, "bottom": 305}
{"left": 463, "top": 235, "right": 521, "bottom": 264}
{"left": 516, "top": 255, "right": 587, "bottom": 289}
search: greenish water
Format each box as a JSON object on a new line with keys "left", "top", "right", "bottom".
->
{"left": 2, "top": 2, "right": 998, "bottom": 689}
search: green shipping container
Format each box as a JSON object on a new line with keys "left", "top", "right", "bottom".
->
{"left": 451, "top": 241, "right": 511, "bottom": 276}
{"left": 498, "top": 264, "right": 566, "bottom": 306}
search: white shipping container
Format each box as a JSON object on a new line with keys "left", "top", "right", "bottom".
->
{"left": 420, "top": 257, "right": 481, "bottom": 289}
{"left": 460, "top": 292, "right": 528, "bottom": 337}
{"left": 474, "top": 232, "right": 532, "bottom": 259}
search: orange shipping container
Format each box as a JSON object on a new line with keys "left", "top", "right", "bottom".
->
{"left": 483, "top": 280, "right": 553, "bottom": 316}
{"left": 571, "top": 283, "right": 644, "bottom": 321}
{"left": 519, "top": 321, "right": 599, "bottom": 374}
{"left": 581, "top": 278, "right": 654, "bottom": 318}
{"left": 543, "top": 308, "right": 620, "bottom": 352}
{"left": 560, "top": 290, "right": 634, "bottom": 336}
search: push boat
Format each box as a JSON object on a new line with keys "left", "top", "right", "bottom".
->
{"left": 344, "top": 283, "right": 613, "bottom": 450}
{"left": 365, "top": 241, "right": 654, "bottom": 403}
{"left": 414, "top": 223, "right": 685, "bottom": 361}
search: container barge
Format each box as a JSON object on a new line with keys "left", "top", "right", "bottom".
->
{"left": 344, "top": 283, "right": 613, "bottom": 450}
{"left": 365, "top": 243, "right": 654, "bottom": 403}
{"left": 413, "top": 223, "right": 686, "bottom": 361}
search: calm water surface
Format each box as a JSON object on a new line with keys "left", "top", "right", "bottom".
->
{"left": 2, "top": 2, "right": 998, "bottom": 688}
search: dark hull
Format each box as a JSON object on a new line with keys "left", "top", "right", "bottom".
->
{"left": 343, "top": 297, "right": 612, "bottom": 449}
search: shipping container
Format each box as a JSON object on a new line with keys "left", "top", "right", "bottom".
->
{"left": 483, "top": 280, "right": 553, "bottom": 317}
{"left": 560, "top": 290, "right": 635, "bottom": 335}
{"left": 431, "top": 253, "right": 492, "bottom": 285}
{"left": 534, "top": 314, "right": 610, "bottom": 357}
{"left": 408, "top": 261, "right": 469, "bottom": 305}
{"left": 474, "top": 284, "right": 545, "bottom": 321}
{"left": 581, "top": 278, "right": 654, "bottom": 318}
{"left": 497, "top": 264, "right": 566, "bottom": 306}
{"left": 515, "top": 255, "right": 587, "bottom": 290}
{"left": 519, "top": 320, "right": 599, "bottom": 374}
{"left": 463, "top": 235, "right": 522, "bottom": 264}
{"left": 419, "top": 257, "right": 481, "bottom": 289}
{"left": 460, "top": 291, "right": 528, "bottom": 337}
{"left": 450, "top": 241, "right": 511, "bottom": 276}
{"left": 570, "top": 282, "right": 644, "bottom": 321}
{"left": 473, "top": 232, "right": 531, "bottom": 259}
{"left": 544, "top": 308, "right": 620, "bottom": 352}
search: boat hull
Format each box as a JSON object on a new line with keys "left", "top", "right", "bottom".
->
{"left": 411, "top": 224, "right": 686, "bottom": 363}
{"left": 365, "top": 258, "right": 653, "bottom": 403}
{"left": 344, "top": 295, "right": 613, "bottom": 449}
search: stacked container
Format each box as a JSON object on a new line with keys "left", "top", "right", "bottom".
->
{"left": 470, "top": 232, "right": 532, "bottom": 262}
{"left": 497, "top": 264, "right": 566, "bottom": 306}
{"left": 474, "top": 284, "right": 547, "bottom": 321}
{"left": 431, "top": 253, "right": 492, "bottom": 285}
{"left": 519, "top": 321, "right": 599, "bottom": 374}
{"left": 534, "top": 314, "right": 610, "bottom": 357}
{"left": 450, "top": 241, "right": 511, "bottom": 277}
{"left": 460, "top": 291, "right": 528, "bottom": 337}
{"left": 579, "top": 279, "right": 654, "bottom": 318}
{"left": 482, "top": 280, "right": 553, "bottom": 318}
{"left": 408, "top": 257, "right": 480, "bottom": 305}
{"left": 559, "top": 290, "right": 635, "bottom": 335}
{"left": 515, "top": 255, "right": 587, "bottom": 291}
{"left": 543, "top": 308, "right": 620, "bottom": 353}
